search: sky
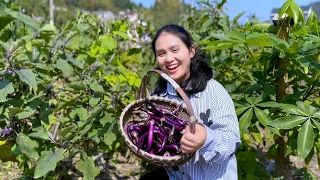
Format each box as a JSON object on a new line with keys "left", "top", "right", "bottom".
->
{"left": 131, "top": 0, "right": 313, "bottom": 22}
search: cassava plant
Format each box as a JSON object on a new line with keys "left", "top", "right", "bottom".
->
{"left": 181, "top": 0, "right": 320, "bottom": 179}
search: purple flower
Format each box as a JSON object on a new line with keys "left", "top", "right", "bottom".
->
{"left": 0, "top": 76, "right": 3, "bottom": 82}
{"left": 1, "top": 127, "right": 12, "bottom": 137}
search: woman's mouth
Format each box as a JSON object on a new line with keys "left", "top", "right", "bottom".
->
{"left": 167, "top": 64, "right": 179, "bottom": 73}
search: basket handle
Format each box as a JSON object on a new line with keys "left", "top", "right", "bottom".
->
{"left": 136, "top": 69, "right": 196, "bottom": 134}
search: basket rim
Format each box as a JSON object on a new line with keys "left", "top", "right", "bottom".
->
{"left": 119, "top": 96, "right": 195, "bottom": 163}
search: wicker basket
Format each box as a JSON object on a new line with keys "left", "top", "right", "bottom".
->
{"left": 119, "top": 70, "right": 198, "bottom": 167}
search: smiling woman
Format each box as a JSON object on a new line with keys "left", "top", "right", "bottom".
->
{"left": 154, "top": 32, "right": 195, "bottom": 85}
{"left": 139, "top": 24, "right": 241, "bottom": 180}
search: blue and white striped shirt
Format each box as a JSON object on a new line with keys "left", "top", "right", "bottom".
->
{"left": 158, "top": 79, "right": 241, "bottom": 180}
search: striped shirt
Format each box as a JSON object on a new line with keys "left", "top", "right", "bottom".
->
{"left": 157, "top": 79, "right": 241, "bottom": 180}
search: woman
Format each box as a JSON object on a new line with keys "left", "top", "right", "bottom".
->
{"left": 141, "top": 24, "right": 240, "bottom": 180}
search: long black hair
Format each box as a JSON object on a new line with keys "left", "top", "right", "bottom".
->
{"left": 151, "top": 24, "right": 213, "bottom": 95}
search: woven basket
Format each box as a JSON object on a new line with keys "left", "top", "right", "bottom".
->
{"left": 119, "top": 70, "right": 198, "bottom": 167}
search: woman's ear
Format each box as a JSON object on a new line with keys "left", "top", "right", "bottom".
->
{"left": 189, "top": 45, "right": 195, "bottom": 58}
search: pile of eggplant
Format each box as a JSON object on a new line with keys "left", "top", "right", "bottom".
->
{"left": 125, "top": 102, "right": 187, "bottom": 157}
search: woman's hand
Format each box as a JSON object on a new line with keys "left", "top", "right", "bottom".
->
{"left": 180, "top": 123, "right": 207, "bottom": 153}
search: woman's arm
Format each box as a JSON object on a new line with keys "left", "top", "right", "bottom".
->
{"left": 198, "top": 80, "right": 240, "bottom": 164}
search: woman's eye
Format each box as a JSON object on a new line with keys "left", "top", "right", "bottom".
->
{"left": 157, "top": 53, "right": 165, "bottom": 57}
{"left": 173, "top": 49, "right": 178, "bottom": 52}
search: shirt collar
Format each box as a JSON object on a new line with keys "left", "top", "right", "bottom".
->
{"left": 159, "top": 82, "right": 201, "bottom": 98}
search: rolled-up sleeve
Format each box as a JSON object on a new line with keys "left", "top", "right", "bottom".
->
{"left": 199, "top": 80, "right": 240, "bottom": 164}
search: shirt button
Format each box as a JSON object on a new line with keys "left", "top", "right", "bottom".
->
{"left": 182, "top": 172, "right": 185, "bottom": 175}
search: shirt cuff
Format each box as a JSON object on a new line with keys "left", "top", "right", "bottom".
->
{"left": 199, "top": 125, "right": 218, "bottom": 160}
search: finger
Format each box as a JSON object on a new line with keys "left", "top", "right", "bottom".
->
{"left": 183, "top": 132, "right": 198, "bottom": 143}
{"left": 181, "top": 144, "right": 195, "bottom": 153}
{"left": 180, "top": 135, "right": 195, "bottom": 148}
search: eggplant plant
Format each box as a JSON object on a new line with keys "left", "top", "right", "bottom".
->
{"left": 181, "top": 0, "right": 320, "bottom": 179}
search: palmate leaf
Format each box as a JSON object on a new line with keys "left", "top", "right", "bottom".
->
{"left": 268, "top": 116, "right": 308, "bottom": 129}
{"left": 34, "top": 148, "right": 64, "bottom": 178}
{"left": 312, "top": 119, "right": 320, "bottom": 131}
{"left": 77, "top": 152, "right": 100, "bottom": 180}
{"left": 235, "top": 106, "right": 249, "bottom": 116}
{"left": 0, "top": 80, "right": 14, "bottom": 102}
{"left": 254, "top": 107, "right": 271, "bottom": 126}
{"left": 254, "top": 107, "right": 281, "bottom": 136}
{"left": 297, "top": 120, "right": 314, "bottom": 159}
{"left": 313, "top": 111, "right": 320, "bottom": 119}
{"left": 226, "top": 31, "right": 245, "bottom": 42}
{"left": 16, "top": 69, "right": 38, "bottom": 90}
{"left": 296, "top": 101, "right": 318, "bottom": 116}
{"left": 256, "top": 101, "right": 280, "bottom": 108}
{"left": 239, "top": 108, "right": 253, "bottom": 135}
{"left": 279, "top": 104, "right": 309, "bottom": 116}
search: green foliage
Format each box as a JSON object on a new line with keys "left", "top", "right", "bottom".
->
{"left": 76, "top": 152, "right": 100, "bottom": 180}
{"left": 0, "top": 5, "right": 149, "bottom": 178}
{"left": 181, "top": 0, "right": 320, "bottom": 178}
{"left": 34, "top": 148, "right": 64, "bottom": 178}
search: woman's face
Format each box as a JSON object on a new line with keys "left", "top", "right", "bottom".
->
{"left": 155, "top": 33, "right": 195, "bottom": 85}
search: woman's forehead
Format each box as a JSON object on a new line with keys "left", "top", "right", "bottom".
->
{"left": 155, "top": 33, "right": 184, "bottom": 48}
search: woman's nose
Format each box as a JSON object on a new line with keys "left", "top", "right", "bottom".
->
{"left": 165, "top": 53, "right": 174, "bottom": 62}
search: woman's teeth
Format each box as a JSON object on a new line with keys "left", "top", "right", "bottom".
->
{"left": 167, "top": 65, "right": 179, "bottom": 70}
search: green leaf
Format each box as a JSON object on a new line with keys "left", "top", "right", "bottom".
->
{"left": 34, "top": 149, "right": 64, "bottom": 178}
{"left": 56, "top": 59, "right": 74, "bottom": 77}
{"left": 100, "top": 35, "right": 117, "bottom": 51}
{"left": 60, "top": 126, "right": 76, "bottom": 137}
{"left": 89, "top": 95, "right": 100, "bottom": 107}
{"left": 39, "top": 24, "right": 56, "bottom": 32}
{"left": 297, "top": 120, "right": 314, "bottom": 159}
{"left": 280, "top": 104, "right": 309, "bottom": 116}
{"left": 28, "top": 128, "right": 50, "bottom": 141}
{"left": 312, "top": 119, "right": 320, "bottom": 131}
{"left": 256, "top": 101, "right": 280, "bottom": 108}
{"left": 245, "top": 34, "right": 278, "bottom": 47}
{"left": 235, "top": 106, "right": 249, "bottom": 116}
{"left": 226, "top": 31, "right": 245, "bottom": 42}
{"left": 239, "top": 108, "right": 253, "bottom": 135}
{"left": 67, "top": 58, "right": 84, "bottom": 69}
{"left": 0, "top": 80, "right": 14, "bottom": 102}
{"left": 16, "top": 133, "right": 39, "bottom": 159}
{"left": 296, "top": 101, "right": 317, "bottom": 117}
{"left": 100, "top": 113, "right": 114, "bottom": 127}
{"left": 0, "top": 40, "right": 10, "bottom": 51}
{"left": 313, "top": 111, "right": 320, "bottom": 119}
{"left": 90, "top": 81, "right": 104, "bottom": 93}
{"left": 268, "top": 116, "right": 308, "bottom": 129}
{"left": 77, "top": 152, "right": 100, "bottom": 180}
{"left": 16, "top": 69, "right": 38, "bottom": 90}
{"left": 0, "top": 16, "right": 13, "bottom": 30}
{"left": 5, "top": 9, "right": 40, "bottom": 30}
{"left": 114, "top": 31, "right": 129, "bottom": 40}
{"left": 250, "top": 132, "right": 263, "bottom": 144}
{"left": 254, "top": 107, "right": 271, "bottom": 126}
{"left": 204, "top": 41, "right": 240, "bottom": 50}
{"left": 103, "top": 132, "right": 116, "bottom": 146}
{"left": 76, "top": 106, "right": 88, "bottom": 121}
{"left": 244, "top": 94, "right": 255, "bottom": 105}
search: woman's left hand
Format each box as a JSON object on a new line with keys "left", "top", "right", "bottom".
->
{"left": 180, "top": 124, "right": 207, "bottom": 153}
